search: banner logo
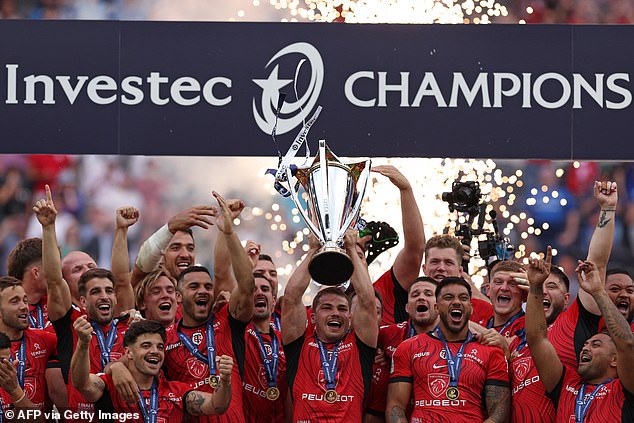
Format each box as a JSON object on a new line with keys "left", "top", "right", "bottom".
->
{"left": 253, "top": 42, "right": 324, "bottom": 135}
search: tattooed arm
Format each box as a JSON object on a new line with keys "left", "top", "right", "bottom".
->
{"left": 385, "top": 382, "right": 411, "bottom": 423}
{"left": 70, "top": 316, "right": 106, "bottom": 402}
{"left": 525, "top": 247, "right": 563, "bottom": 393}
{"left": 578, "top": 260, "right": 634, "bottom": 393}
{"left": 584, "top": 180, "right": 617, "bottom": 315}
{"left": 483, "top": 384, "right": 511, "bottom": 423}
{"left": 186, "top": 354, "right": 233, "bottom": 416}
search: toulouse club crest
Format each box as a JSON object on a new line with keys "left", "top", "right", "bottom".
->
{"left": 513, "top": 357, "right": 532, "bottom": 381}
{"left": 186, "top": 357, "right": 208, "bottom": 379}
{"left": 428, "top": 374, "right": 449, "bottom": 398}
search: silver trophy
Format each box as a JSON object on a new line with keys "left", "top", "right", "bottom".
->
{"left": 286, "top": 140, "right": 371, "bottom": 286}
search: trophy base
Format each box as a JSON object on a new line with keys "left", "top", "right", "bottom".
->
{"left": 309, "top": 248, "right": 354, "bottom": 286}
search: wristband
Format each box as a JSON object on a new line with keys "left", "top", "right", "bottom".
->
{"left": 13, "top": 391, "right": 26, "bottom": 404}
{"left": 136, "top": 224, "right": 173, "bottom": 273}
{"left": 601, "top": 208, "right": 616, "bottom": 212}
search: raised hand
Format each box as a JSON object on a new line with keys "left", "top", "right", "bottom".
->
{"left": 244, "top": 240, "right": 260, "bottom": 269}
{"left": 0, "top": 358, "right": 19, "bottom": 394}
{"left": 217, "top": 355, "right": 234, "bottom": 383}
{"left": 212, "top": 191, "right": 235, "bottom": 235}
{"left": 73, "top": 316, "right": 93, "bottom": 345}
{"left": 372, "top": 165, "right": 411, "bottom": 190}
{"left": 116, "top": 206, "right": 140, "bottom": 229}
{"left": 593, "top": 180, "right": 617, "bottom": 209}
{"left": 226, "top": 199, "right": 245, "bottom": 220}
{"left": 526, "top": 246, "right": 552, "bottom": 287}
{"left": 33, "top": 184, "right": 57, "bottom": 227}
{"left": 575, "top": 260, "right": 603, "bottom": 296}
{"left": 167, "top": 205, "right": 217, "bottom": 233}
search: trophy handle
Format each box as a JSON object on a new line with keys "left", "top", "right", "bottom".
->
{"left": 337, "top": 159, "right": 371, "bottom": 244}
{"left": 285, "top": 166, "right": 324, "bottom": 243}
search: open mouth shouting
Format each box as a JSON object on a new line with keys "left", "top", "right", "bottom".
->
{"left": 254, "top": 296, "right": 268, "bottom": 311}
{"left": 158, "top": 302, "right": 173, "bottom": 312}
{"left": 326, "top": 319, "right": 343, "bottom": 331}
{"left": 542, "top": 298, "right": 551, "bottom": 311}
{"left": 145, "top": 354, "right": 162, "bottom": 370}
{"left": 615, "top": 299, "right": 630, "bottom": 316}
{"left": 449, "top": 308, "right": 464, "bottom": 324}
{"left": 176, "top": 259, "right": 191, "bottom": 272}
{"left": 97, "top": 301, "right": 112, "bottom": 314}
{"left": 579, "top": 350, "right": 592, "bottom": 364}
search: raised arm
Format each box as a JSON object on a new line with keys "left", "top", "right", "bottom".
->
{"left": 111, "top": 206, "right": 139, "bottom": 313}
{"left": 525, "top": 246, "right": 562, "bottom": 393}
{"left": 282, "top": 235, "right": 319, "bottom": 345}
{"left": 577, "top": 260, "right": 634, "bottom": 393}
{"left": 212, "top": 192, "right": 254, "bottom": 323}
{"left": 385, "top": 381, "right": 411, "bottom": 423}
{"left": 583, "top": 181, "right": 618, "bottom": 315}
{"left": 346, "top": 230, "right": 378, "bottom": 347}
{"left": 373, "top": 165, "right": 425, "bottom": 290}
{"left": 212, "top": 199, "right": 246, "bottom": 300}
{"left": 185, "top": 355, "right": 233, "bottom": 416}
{"left": 131, "top": 205, "right": 216, "bottom": 286}
{"left": 70, "top": 316, "right": 106, "bottom": 402}
{"left": 34, "top": 184, "right": 72, "bottom": 322}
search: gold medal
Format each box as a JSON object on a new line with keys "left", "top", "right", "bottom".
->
{"left": 208, "top": 375, "right": 220, "bottom": 388}
{"left": 266, "top": 387, "right": 280, "bottom": 401}
{"left": 446, "top": 386, "right": 460, "bottom": 400}
{"left": 324, "top": 389, "right": 338, "bottom": 404}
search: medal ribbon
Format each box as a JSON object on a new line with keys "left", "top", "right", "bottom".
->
{"left": 407, "top": 321, "right": 416, "bottom": 339}
{"left": 9, "top": 337, "right": 26, "bottom": 389}
{"left": 28, "top": 304, "right": 44, "bottom": 329}
{"left": 435, "top": 326, "right": 474, "bottom": 387}
{"left": 137, "top": 378, "right": 159, "bottom": 423}
{"left": 575, "top": 379, "right": 613, "bottom": 423}
{"left": 486, "top": 310, "right": 524, "bottom": 334}
{"left": 316, "top": 337, "right": 340, "bottom": 390}
{"left": 177, "top": 316, "right": 217, "bottom": 377}
{"left": 90, "top": 318, "right": 120, "bottom": 370}
{"left": 272, "top": 313, "right": 281, "bottom": 332}
{"left": 253, "top": 327, "right": 279, "bottom": 388}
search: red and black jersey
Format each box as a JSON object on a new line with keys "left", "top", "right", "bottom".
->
{"left": 366, "top": 322, "right": 412, "bottom": 418}
{"left": 242, "top": 322, "right": 287, "bottom": 423}
{"left": 163, "top": 304, "right": 248, "bottom": 423}
{"left": 547, "top": 367, "right": 634, "bottom": 423}
{"left": 52, "top": 305, "right": 129, "bottom": 417}
{"left": 284, "top": 330, "right": 376, "bottom": 423}
{"left": 547, "top": 297, "right": 601, "bottom": 369}
{"left": 470, "top": 298, "right": 494, "bottom": 327}
{"left": 0, "top": 328, "right": 57, "bottom": 411}
{"left": 373, "top": 269, "right": 408, "bottom": 326}
{"left": 390, "top": 331, "right": 510, "bottom": 423}
{"left": 509, "top": 346, "right": 555, "bottom": 423}
{"left": 99, "top": 374, "right": 193, "bottom": 422}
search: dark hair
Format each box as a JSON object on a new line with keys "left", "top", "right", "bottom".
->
{"left": 77, "top": 268, "right": 115, "bottom": 297}
{"left": 606, "top": 268, "right": 632, "bottom": 279}
{"left": 123, "top": 320, "right": 166, "bottom": 346}
{"left": 490, "top": 260, "right": 524, "bottom": 278}
{"left": 549, "top": 266, "right": 570, "bottom": 292}
{"left": 177, "top": 265, "right": 212, "bottom": 284}
{"left": 7, "top": 238, "right": 42, "bottom": 280}
{"left": 0, "top": 333, "right": 10, "bottom": 350}
{"left": 409, "top": 276, "right": 438, "bottom": 293}
{"left": 173, "top": 228, "right": 194, "bottom": 239}
{"left": 435, "top": 277, "right": 472, "bottom": 299}
{"left": 258, "top": 254, "right": 274, "bottom": 264}
{"left": 312, "top": 287, "right": 350, "bottom": 310}
{"left": 0, "top": 276, "right": 23, "bottom": 295}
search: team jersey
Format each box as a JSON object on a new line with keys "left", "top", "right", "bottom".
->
{"left": 366, "top": 321, "right": 414, "bottom": 417}
{"left": 470, "top": 298, "right": 494, "bottom": 327}
{"left": 98, "top": 374, "right": 193, "bottom": 422}
{"left": 373, "top": 269, "right": 408, "bottom": 326}
{"left": 390, "top": 331, "right": 510, "bottom": 423}
{"left": 242, "top": 322, "right": 287, "bottom": 423}
{"left": 547, "top": 367, "right": 634, "bottom": 423}
{"left": 284, "top": 330, "right": 376, "bottom": 423}
{"left": 509, "top": 345, "right": 556, "bottom": 423}
{"left": 28, "top": 297, "right": 51, "bottom": 330}
{"left": 547, "top": 297, "right": 601, "bottom": 369}
{"left": 488, "top": 312, "right": 527, "bottom": 353}
{"left": 0, "top": 328, "right": 57, "bottom": 411}
{"left": 52, "top": 305, "right": 129, "bottom": 417}
{"left": 163, "top": 304, "right": 248, "bottom": 423}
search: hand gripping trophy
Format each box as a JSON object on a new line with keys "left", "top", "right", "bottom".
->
{"left": 270, "top": 108, "right": 371, "bottom": 286}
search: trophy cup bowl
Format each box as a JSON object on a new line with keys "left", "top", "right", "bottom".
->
{"left": 287, "top": 141, "right": 371, "bottom": 286}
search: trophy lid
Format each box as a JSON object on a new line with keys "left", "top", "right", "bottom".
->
{"left": 294, "top": 142, "right": 369, "bottom": 187}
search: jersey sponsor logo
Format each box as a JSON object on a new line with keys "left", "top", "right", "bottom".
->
{"left": 192, "top": 332, "right": 203, "bottom": 346}
{"left": 415, "top": 399, "right": 467, "bottom": 407}
{"left": 413, "top": 351, "right": 430, "bottom": 359}
{"left": 432, "top": 362, "right": 447, "bottom": 370}
{"left": 243, "top": 381, "right": 267, "bottom": 399}
{"left": 30, "top": 349, "right": 48, "bottom": 359}
{"left": 300, "top": 393, "right": 354, "bottom": 402}
{"left": 33, "top": 343, "right": 41, "bottom": 351}
{"left": 428, "top": 373, "right": 449, "bottom": 398}
{"left": 513, "top": 357, "right": 532, "bottom": 381}
{"left": 165, "top": 341, "right": 183, "bottom": 351}
{"left": 186, "top": 357, "right": 208, "bottom": 379}
{"left": 513, "top": 375, "right": 540, "bottom": 394}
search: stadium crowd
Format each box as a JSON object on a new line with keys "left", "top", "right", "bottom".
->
{"left": 0, "top": 157, "right": 631, "bottom": 422}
